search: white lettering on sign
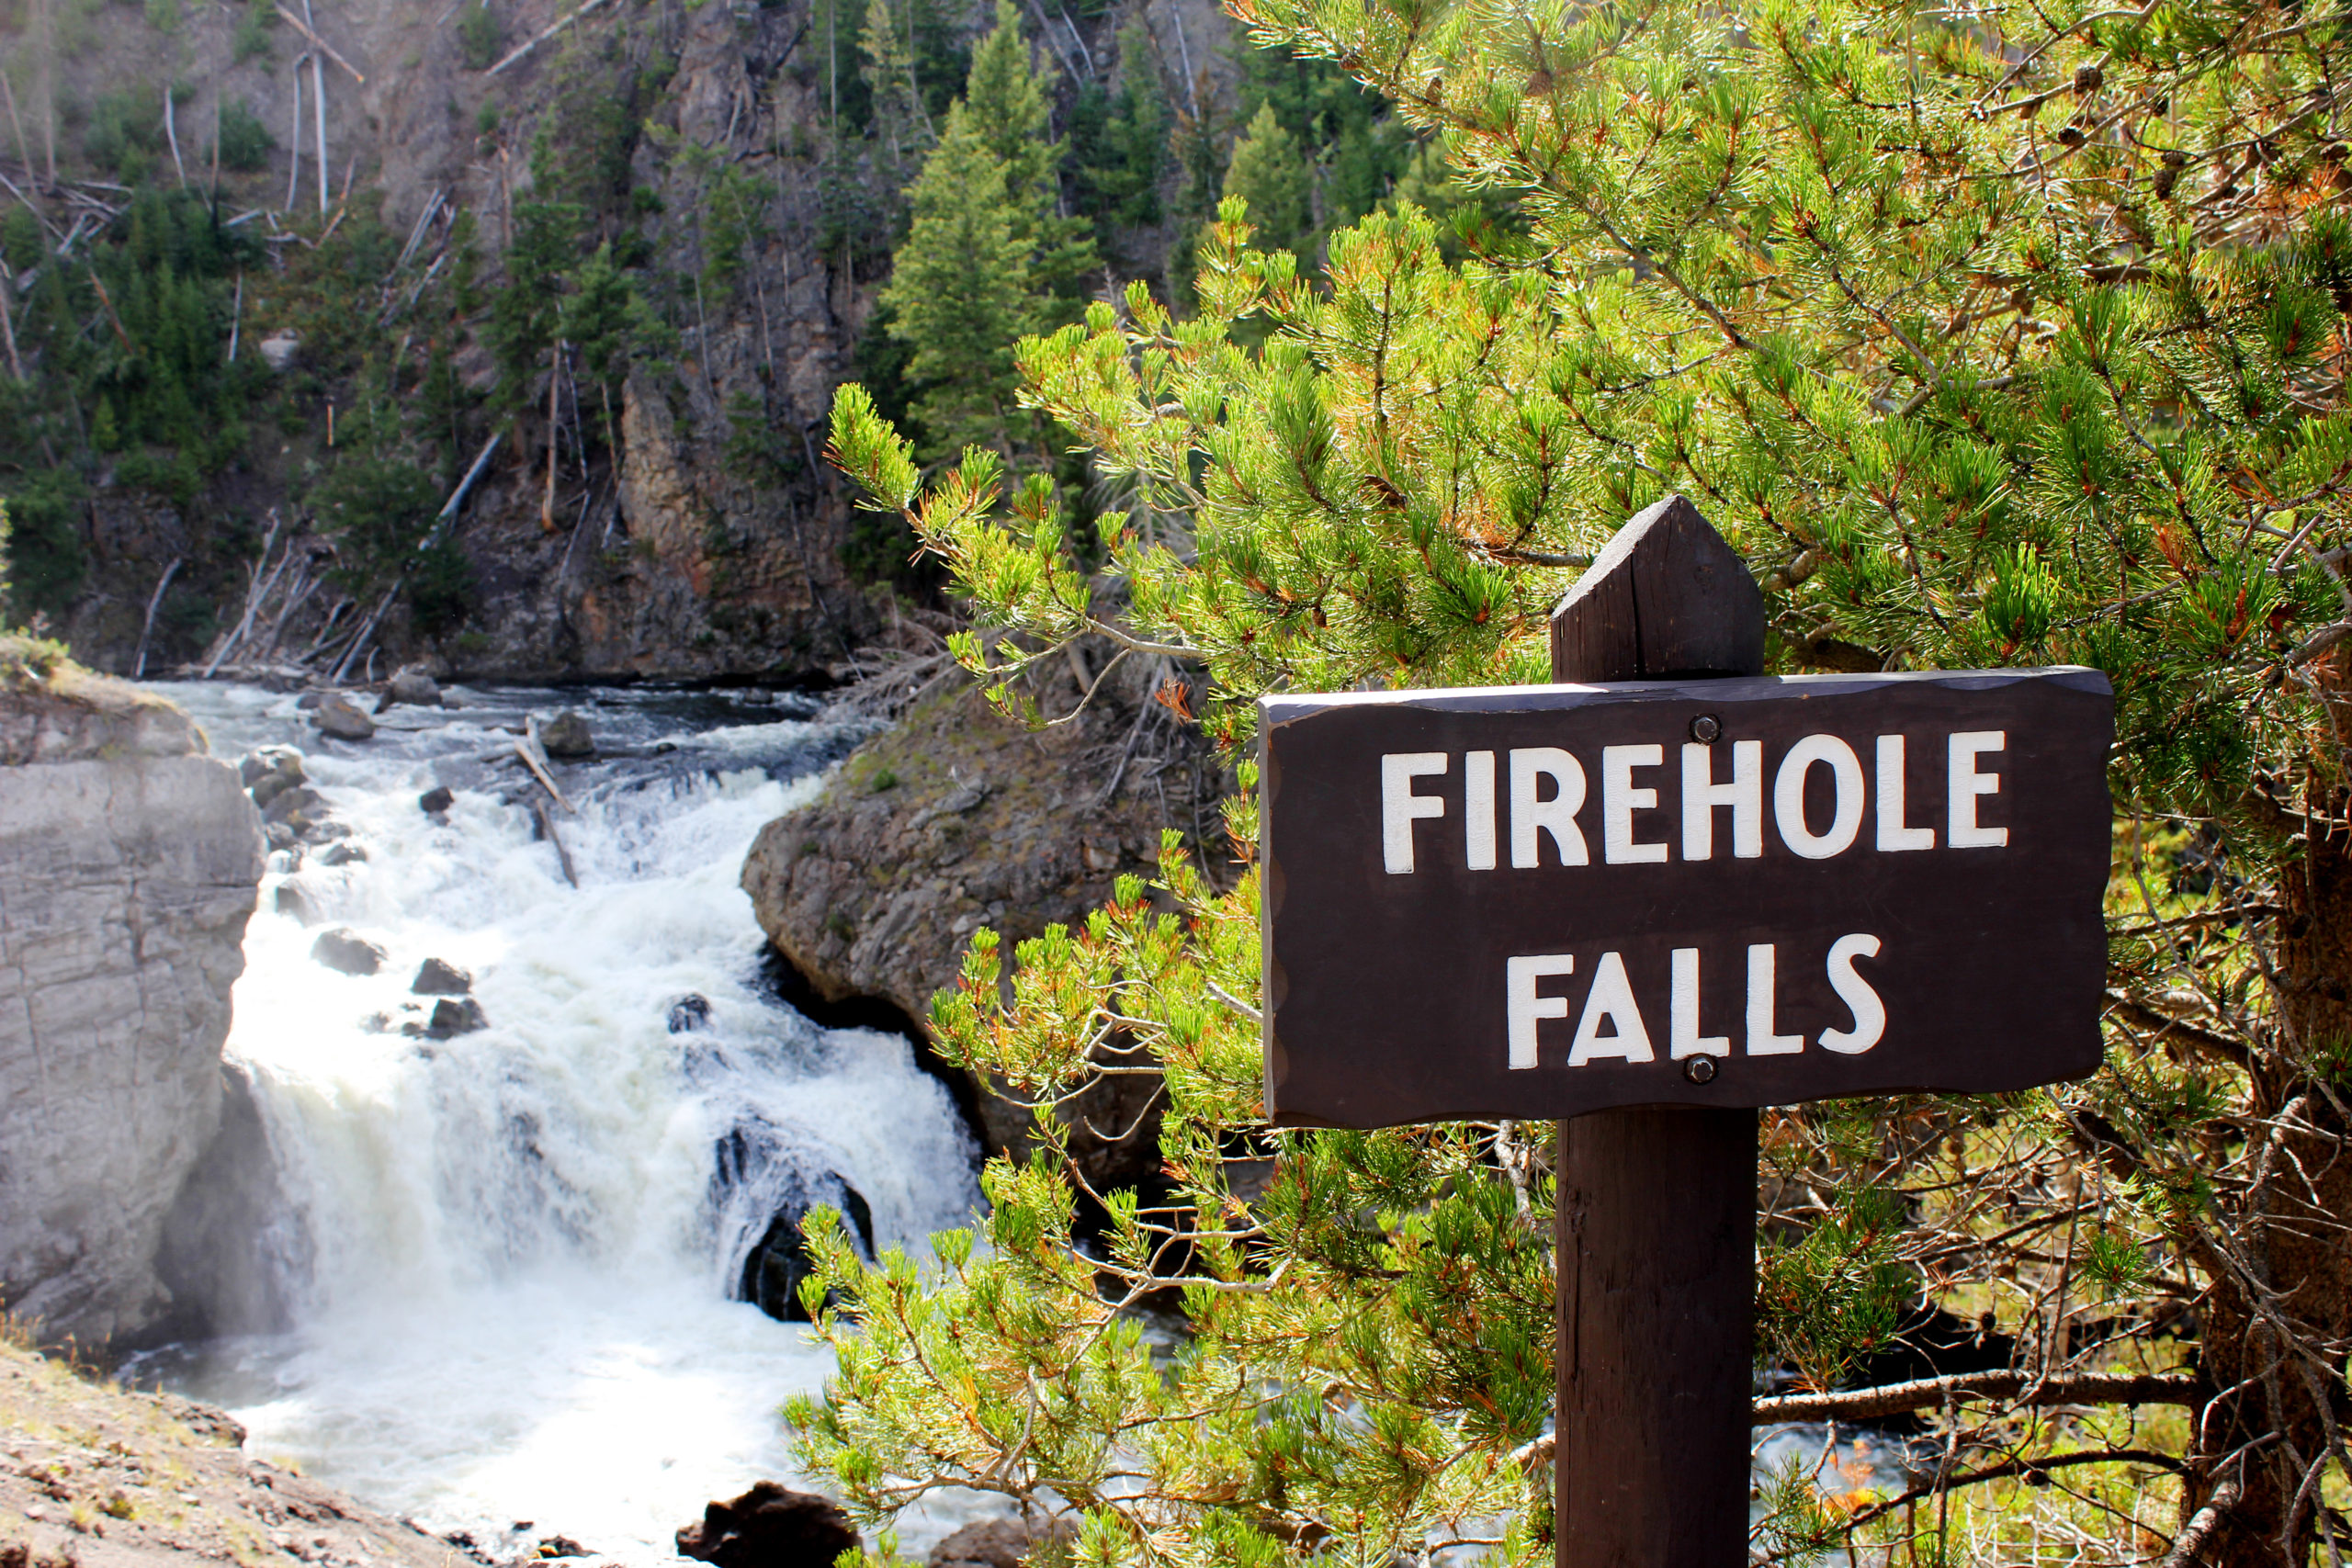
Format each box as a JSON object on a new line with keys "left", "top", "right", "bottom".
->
{"left": 1464, "top": 750, "right": 1498, "bottom": 871}
{"left": 1874, "top": 735, "right": 1935, "bottom": 851}
{"left": 1568, "top": 951, "right": 1655, "bottom": 1065}
{"left": 1669, "top": 947, "right": 1730, "bottom": 1058}
{"left": 1949, "top": 731, "right": 2009, "bottom": 848}
{"left": 1379, "top": 731, "right": 2010, "bottom": 872}
{"left": 1507, "top": 953, "right": 1576, "bottom": 1069}
{"left": 1820, "top": 934, "right": 1886, "bottom": 1053}
{"left": 1382, "top": 752, "right": 1448, "bottom": 874}
{"left": 1602, "top": 745, "right": 1669, "bottom": 864}
{"left": 1773, "top": 736, "right": 1865, "bottom": 860}
{"left": 1510, "top": 748, "right": 1589, "bottom": 867}
{"left": 1503, "top": 938, "right": 1886, "bottom": 1069}
{"left": 1746, "top": 942, "right": 1804, "bottom": 1055}
{"left": 1682, "top": 740, "right": 1762, "bottom": 861}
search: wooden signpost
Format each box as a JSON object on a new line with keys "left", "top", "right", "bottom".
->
{"left": 1256, "top": 496, "right": 2114, "bottom": 1566}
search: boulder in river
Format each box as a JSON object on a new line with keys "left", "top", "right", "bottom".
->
{"left": 929, "top": 1517, "right": 1075, "bottom": 1568}
{"left": 239, "top": 746, "right": 307, "bottom": 807}
{"left": 666, "top": 994, "right": 711, "bottom": 1033}
{"left": 741, "top": 676, "right": 1224, "bottom": 1190}
{"left": 318, "top": 841, "right": 368, "bottom": 867}
{"left": 413, "top": 958, "right": 472, "bottom": 996}
{"left": 311, "top": 929, "right": 386, "bottom": 976}
{"left": 423, "top": 998, "right": 487, "bottom": 1039}
{"left": 419, "top": 785, "right": 456, "bottom": 817}
{"left": 538, "top": 710, "right": 596, "bottom": 759}
{"left": 312, "top": 694, "right": 376, "bottom": 741}
{"left": 379, "top": 667, "right": 442, "bottom": 712}
{"left": 675, "top": 1482, "right": 859, "bottom": 1568}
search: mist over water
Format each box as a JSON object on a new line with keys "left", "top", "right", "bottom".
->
{"left": 138, "top": 682, "right": 987, "bottom": 1560}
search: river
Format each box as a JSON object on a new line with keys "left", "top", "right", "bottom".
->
{"left": 130, "top": 681, "right": 987, "bottom": 1562}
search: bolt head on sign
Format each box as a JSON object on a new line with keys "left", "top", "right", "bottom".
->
{"left": 1256, "top": 668, "right": 2114, "bottom": 1128}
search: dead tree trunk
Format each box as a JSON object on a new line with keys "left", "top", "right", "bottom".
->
{"left": 2198, "top": 789, "right": 2352, "bottom": 1567}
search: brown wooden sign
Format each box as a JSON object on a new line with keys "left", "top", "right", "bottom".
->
{"left": 1258, "top": 666, "right": 2114, "bottom": 1128}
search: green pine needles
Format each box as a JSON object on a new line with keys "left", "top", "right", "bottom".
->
{"left": 812, "top": 0, "right": 2352, "bottom": 1562}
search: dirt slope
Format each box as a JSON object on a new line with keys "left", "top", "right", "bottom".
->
{"left": 0, "top": 1339, "right": 465, "bottom": 1568}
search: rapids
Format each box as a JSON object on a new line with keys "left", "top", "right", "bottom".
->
{"left": 132, "top": 682, "right": 987, "bottom": 1561}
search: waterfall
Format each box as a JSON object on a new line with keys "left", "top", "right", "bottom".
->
{"left": 140, "top": 682, "right": 985, "bottom": 1560}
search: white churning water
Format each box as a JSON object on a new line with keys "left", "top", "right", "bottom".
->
{"left": 137, "top": 682, "right": 987, "bottom": 1562}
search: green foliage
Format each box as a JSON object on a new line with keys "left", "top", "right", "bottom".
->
{"left": 308, "top": 457, "right": 439, "bottom": 587}
{"left": 813, "top": 0, "right": 2352, "bottom": 1555}
{"left": 878, "top": 3, "right": 1096, "bottom": 462}
{"left": 1067, "top": 23, "right": 1170, "bottom": 241}
{"left": 231, "top": 0, "right": 273, "bottom": 61}
{"left": 879, "top": 107, "right": 1036, "bottom": 459}
{"left": 214, "top": 100, "right": 274, "bottom": 172}
{"left": 82, "top": 87, "right": 162, "bottom": 183}
{"left": 1220, "top": 104, "right": 1308, "bottom": 254}
{"left": 458, "top": 1, "right": 501, "bottom": 70}
{"left": 0, "top": 475, "right": 86, "bottom": 619}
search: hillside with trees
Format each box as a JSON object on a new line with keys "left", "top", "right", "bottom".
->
{"left": 0, "top": 0, "right": 1436, "bottom": 680}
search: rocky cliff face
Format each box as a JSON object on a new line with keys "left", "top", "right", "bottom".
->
{"left": 741, "top": 660, "right": 1227, "bottom": 1186}
{"left": 17, "top": 0, "right": 1238, "bottom": 684}
{"left": 0, "top": 643, "right": 265, "bottom": 1344}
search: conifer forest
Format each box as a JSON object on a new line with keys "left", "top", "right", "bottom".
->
{"left": 6, "top": 0, "right": 2352, "bottom": 1562}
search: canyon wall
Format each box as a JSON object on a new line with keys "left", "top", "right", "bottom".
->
{"left": 0, "top": 644, "right": 264, "bottom": 1343}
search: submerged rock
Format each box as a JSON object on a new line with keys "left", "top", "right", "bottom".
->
{"left": 412, "top": 958, "right": 472, "bottom": 996}
{"left": 666, "top": 994, "right": 711, "bottom": 1033}
{"left": 675, "top": 1482, "right": 859, "bottom": 1568}
{"left": 423, "top": 998, "right": 487, "bottom": 1039}
{"left": 311, "top": 929, "right": 387, "bottom": 976}
{"left": 318, "top": 841, "right": 368, "bottom": 867}
{"left": 379, "top": 667, "right": 442, "bottom": 711}
{"left": 312, "top": 694, "right": 376, "bottom": 741}
{"left": 538, "top": 710, "right": 596, "bottom": 759}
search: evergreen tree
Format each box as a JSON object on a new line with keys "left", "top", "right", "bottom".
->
{"left": 820, "top": 0, "right": 2352, "bottom": 1561}
{"left": 860, "top": 0, "right": 932, "bottom": 186}
{"left": 879, "top": 104, "right": 1036, "bottom": 459}
{"left": 1069, "top": 21, "right": 1171, "bottom": 242}
{"left": 881, "top": 3, "right": 1095, "bottom": 460}
{"left": 958, "top": 0, "right": 1095, "bottom": 292}
{"left": 1219, "top": 102, "right": 1309, "bottom": 254}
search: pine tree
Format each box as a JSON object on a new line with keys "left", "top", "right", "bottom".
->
{"left": 1069, "top": 21, "right": 1171, "bottom": 241}
{"left": 820, "top": 0, "right": 2352, "bottom": 1561}
{"left": 878, "top": 103, "right": 1036, "bottom": 459}
{"left": 1219, "top": 101, "right": 1308, "bottom": 254}
{"left": 881, "top": 3, "right": 1096, "bottom": 460}
{"left": 859, "top": 0, "right": 931, "bottom": 186}
{"left": 957, "top": 0, "right": 1095, "bottom": 293}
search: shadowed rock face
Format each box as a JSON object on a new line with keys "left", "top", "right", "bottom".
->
{"left": 0, "top": 649, "right": 265, "bottom": 1345}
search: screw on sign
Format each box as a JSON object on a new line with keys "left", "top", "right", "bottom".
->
{"left": 1255, "top": 496, "right": 2113, "bottom": 1568}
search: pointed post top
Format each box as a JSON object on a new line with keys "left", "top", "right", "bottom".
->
{"left": 1548, "top": 494, "right": 1765, "bottom": 683}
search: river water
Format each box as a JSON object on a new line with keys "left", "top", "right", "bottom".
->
{"left": 132, "top": 682, "right": 988, "bottom": 1562}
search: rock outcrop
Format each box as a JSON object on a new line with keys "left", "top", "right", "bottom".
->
{"left": 675, "top": 1481, "right": 860, "bottom": 1568}
{"left": 741, "top": 667, "right": 1227, "bottom": 1187}
{"left": 0, "top": 640, "right": 266, "bottom": 1344}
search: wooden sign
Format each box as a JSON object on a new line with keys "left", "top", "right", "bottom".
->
{"left": 1258, "top": 666, "right": 2114, "bottom": 1129}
